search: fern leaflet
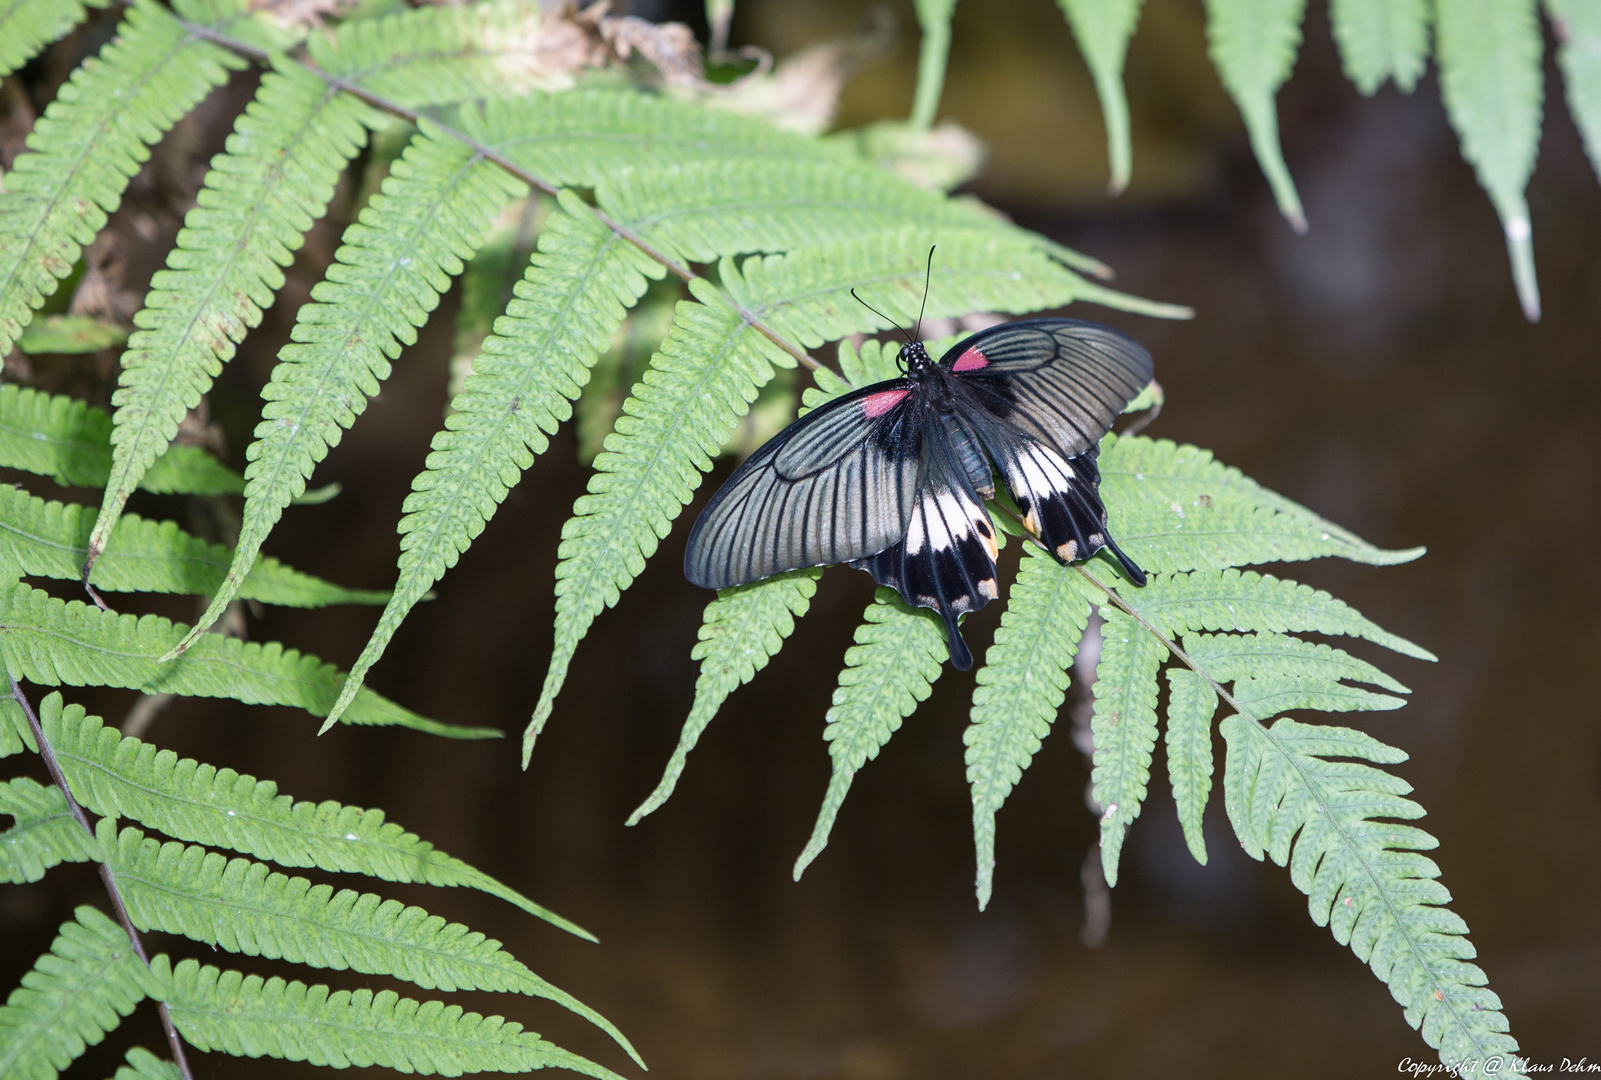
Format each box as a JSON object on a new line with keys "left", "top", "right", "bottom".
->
{"left": 0, "top": 775, "right": 100, "bottom": 883}
{"left": 910, "top": 0, "right": 958, "bottom": 130}
{"left": 165, "top": 961, "right": 621, "bottom": 1079}
{"left": 0, "top": 582, "right": 491, "bottom": 738}
{"left": 0, "top": 486, "right": 386, "bottom": 607}
{"left": 1088, "top": 605, "right": 1167, "bottom": 884}
{"left": 1330, "top": 0, "right": 1431, "bottom": 94}
{"left": 1163, "top": 667, "right": 1218, "bottom": 863}
{"left": 111, "top": 1046, "right": 179, "bottom": 1080}
{"left": 171, "top": 122, "right": 526, "bottom": 657}
{"left": 0, "top": 0, "right": 94, "bottom": 80}
{"left": 1057, "top": 0, "right": 1146, "bottom": 193}
{"left": 89, "top": 60, "right": 382, "bottom": 573}
{"left": 1435, "top": 0, "right": 1545, "bottom": 319}
{"left": 1549, "top": 0, "right": 1601, "bottom": 183}
{"left": 966, "top": 548, "right": 1095, "bottom": 906}
{"left": 1220, "top": 716, "right": 1518, "bottom": 1074}
{"left": 1203, "top": 0, "right": 1308, "bottom": 230}
{"left": 99, "top": 819, "right": 641, "bottom": 1064}
{"left": 326, "top": 192, "right": 663, "bottom": 727}
{"left": 42, "top": 696, "right": 590, "bottom": 938}
{"left": 793, "top": 589, "right": 947, "bottom": 879}
{"left": 0, "top": 0, "right": 245, "bottom": 355}
{"left": 0, "top": 906, "right": 164, "bottom": 1080}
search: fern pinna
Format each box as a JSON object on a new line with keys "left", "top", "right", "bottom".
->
{"left": 0, "top": 0, "right": 1524, "bottom": 1076}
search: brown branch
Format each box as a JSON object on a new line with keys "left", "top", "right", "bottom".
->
{"left": 8, "top": 677, "right": 195, "bottom": 1080}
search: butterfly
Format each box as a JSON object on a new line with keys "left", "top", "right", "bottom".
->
{"left": 684, "top": 313, "right": 1153, "bottom": 671}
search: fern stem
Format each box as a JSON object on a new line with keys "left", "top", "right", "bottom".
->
{"left": 149, "top": 2, "right": 828, "bottom": 377}
{"left": 7, "top": 676, "right": 194, "bottom": 1080}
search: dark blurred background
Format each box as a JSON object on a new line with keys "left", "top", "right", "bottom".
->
{"left": 4, "top": 0, "right": 1599, "bottom": 1076}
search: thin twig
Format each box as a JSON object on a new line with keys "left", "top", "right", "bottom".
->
{"left": 8, "top": 676, "right": 195, "bottom": 1080}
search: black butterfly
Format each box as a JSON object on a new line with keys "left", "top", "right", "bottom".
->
{"left": 684, "top": 316, "right": 1153, "bottom": 670}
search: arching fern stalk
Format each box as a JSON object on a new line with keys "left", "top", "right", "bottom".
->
{"left": 630, "top": 340, "right": 1523, "bottom": 1079}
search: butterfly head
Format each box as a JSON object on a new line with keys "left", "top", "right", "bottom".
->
{"left": 897, "top": 339, "right": 934, "bottom": 375}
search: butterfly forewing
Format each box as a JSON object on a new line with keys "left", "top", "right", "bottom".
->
{"left": 943, "top": 319, "right": 1153, "bottom": 458}
{"left": 684, "top": 382, "right": 921, "bottom": 590}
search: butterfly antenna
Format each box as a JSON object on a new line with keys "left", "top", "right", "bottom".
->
{"left": 915, "top": 245, "right": 936, "bottom": 341}
{"left": 849, "top": 288, "right": 913, "bottom": 344}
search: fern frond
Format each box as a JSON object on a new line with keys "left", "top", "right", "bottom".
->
{"left": 793, "top": 589, "right": 947, "bottom": 879}
{"left": 467, "top": 89, "right": 853, "bottom": 185}
{"left": 173, "top": 122, "right": 527, "bottom": 658}
{"left": 0, "top": 698, "right": 34, "bottom": 757}
{"left": 1115, "top": 567, "right": 1435, "bottom": 660}
{"left": 0, "top": 0, "right": 245, "bottom": 355}
{"left": 1099, "top": 434, "right": 1424, "bottom": 571}
{"left": 910, "top": 0, "right": 957, "bottom": 130}
{"left": 0, "top": 776, "right": 100, "bottom": 883}
{"left": 1163, "top": 668, "right": 1217, "bottom": 864}
{"left": 90, "top": 60, "right": 382, "bottom": 573}
{"left": 1330, "top": 0, "right": 1431, "bottom": 94}
{"left": 326, "top": 192, "right": 663, "bottom": 728}
{"left": 0, "top": 582, "right": 491, "bottom": 738}
{"left": 530, "top": 231, "right": 1098, "bottom": 756}
{"left": 0, "top": 906, "right": 164, "bottom": 1080}
{"left": 0, "top": 384, "right": 243, "bottom": 496}
{"left": 630, "top": 568, "right": 822, "bottom": 825}
{"left": 965, "top": 549, "right": 1095, "bottom": 907}
{"left": 42, "top": 697, "right": 590, "bottom": 938}
{"left": 1183, "top": 630, "right": 1409, "bottom": 715}
{"left": 312, "top": 0, "right": 589, "bottom": 105}
{"left": 1088, "top": 605, "right": 1167, "bottom": 884}
{"left": 100, "top": 820, "right": 640, "bottom": 1063}
{"left": 1549, "top": 0, "right": 1601, "bottom": 183}
{"left": 0, "top": 486, "right": 386, "bottom": 607}
{"left": 165, "top": 961, "right": 621, "bottom": 1078}
{"left": 0, "top": 0, "right": 95, "bottom": 80}
{"left": 110, "top": 1046, "right": 179, "bottom": 1080}
{"left": 1436, "top": 0, "right": 1544, "bottom": 320}
{"left": 1220, "top": 717, "right": 1518, "bottom": 1074}
{"left": 1057, "top": 0, "right": 1145, "bottom": 193}
{"left": 1203, "top": 0, "right": 1308, "bottom": 230}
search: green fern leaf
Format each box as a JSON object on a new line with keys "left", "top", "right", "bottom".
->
{"left": 1057, "top": 0, "right": 1145, "bottom": 193}
{"left": 0, "top": 698, "right": 34, "bottom": 757}
{"left": 1183, "top": 629, "right": 1409, "bottom": 716}
{"left": 910, "top": 0, "right": 958, "bottom": 130}
{"left": 0, "top": 776, "right": 100, "bottom": 883}
{"left": 1114, "top": 567, "right": 1436, "bottom": 660}
{"left": 89, "top": 60, "right": 382, "bottom": 574}
{"left": 0, "top": 384, "right": 243, "bottom": 496}
{"left": 326, "top": 192, "right": 663, "bottom": 728}
{"left": 965, "top": 548, "right": 1095, "bottom": 908}
{"left": 794, "top": 589, "right": 948, "bottom": 879}
{"left": 0, "top": 582, "right": 490, "bottom": 738}
{"left": 165, "top": 961, "right": 621, "bottom": 1078}
{"left": 0, "top": 0, "right": 246, "bottom": 355}
{"left": 1203, "top": 0, "right": 1309, "bottom": 230}
{"left": 1549, "top": 0, "right": 1601, "bottom": 182}
{"left": 0, "top": 906, "right": 165, "bottom": 1080}
{"left": 630, "top": 568, "right": 823, "bottom": 825}
{"left": 0, "top": 486, "right": 385, "bottom": 607}
{"left": 173, "top": 122, "right": 527, "bottom": 658}
{"left": 42, "top": 696, "right": 590, "bottom": 938}
{"left": 1330, "top": 0, "right": 1431, "bottom": 94}
{"left": 1163, "top": 667, "right": 1217, "bottom": 864}
{"left": 109, "top": 1046, "right": 179, "bottom": 1080}
{"left": 529, "top": 232, "right": 1101, "bottom": 757}
{"left": 0, "top": 0, "right": 94, "bottom": 80}
{"left": 1220, "top": 717, "right": 1518, "bottom": 1074}
{"left": 100, "top": 820, "right": 641, "bottom": 1064}
{"left": 1436, "top": 0, "right": 1544, "bottom": 320}
{"left": 467, "top": 88, "right": 853, "bottom": 184}
{"left": 1089, "top": 605, "right": 1167, "bottom": 885}
{"left": 1099, "top": 434, "right": 1424, "bottom": 571}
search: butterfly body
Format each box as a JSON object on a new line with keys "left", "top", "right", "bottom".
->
{"left": 685, "top": 318, "right": 1153, "bottom": 670}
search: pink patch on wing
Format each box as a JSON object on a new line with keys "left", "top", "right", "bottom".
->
{"left": 859, "top": 388, "right": 911, "bottom": 418}
{"left": 952, "top": 347, "right": 989, "bottom": 372}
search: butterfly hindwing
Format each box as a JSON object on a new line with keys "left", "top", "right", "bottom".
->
{"left": 684, "top": 380, "right": 921, "bottom": 590}
{"left": 941, "top": 318, "right": 1153, "bottom": 458}
{"left": 850, "top": 413, "right": 1000, "bottom": 671}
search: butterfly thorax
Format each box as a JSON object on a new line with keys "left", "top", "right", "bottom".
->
{"left": 899, "top": 340, "right": 935, "bottom": 376}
